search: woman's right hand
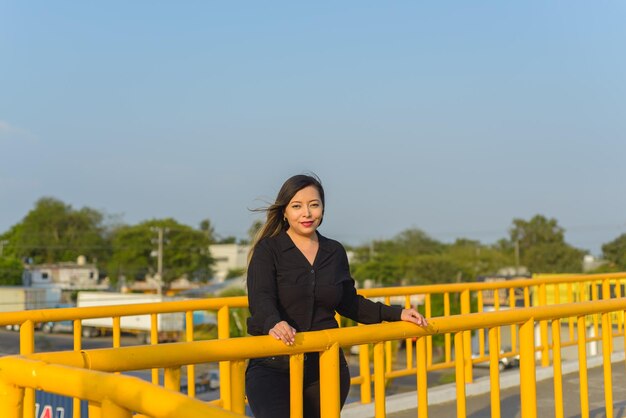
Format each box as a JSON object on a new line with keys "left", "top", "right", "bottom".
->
{"left": 269, "top": 320, "right": 296, "bottom": 346}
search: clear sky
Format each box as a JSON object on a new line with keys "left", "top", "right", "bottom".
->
{"left": 1, "top": 2, "right": 625, "bottom": 255}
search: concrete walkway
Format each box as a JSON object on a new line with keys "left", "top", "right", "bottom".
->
{"left": 343, "top": 353, "right": 626, "bottom": 418}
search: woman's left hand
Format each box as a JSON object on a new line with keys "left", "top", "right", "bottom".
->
{"left": 400, "top": 308, "right": 428, "bottom": 326}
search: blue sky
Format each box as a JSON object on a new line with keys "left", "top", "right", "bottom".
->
{"left": 1, "top": 2, "right": 625, "bottom": 255}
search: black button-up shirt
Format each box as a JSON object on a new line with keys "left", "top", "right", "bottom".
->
{"left": 246, "top": 230, "right": 402, "bottom": 336}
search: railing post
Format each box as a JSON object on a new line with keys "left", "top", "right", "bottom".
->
{"left": 289, "top": 354, "right": 305, "bottom": 418}
{"left": 538, "top": 283, "right": 550, "bottom": 367}
{"left": 444, "top": 293, "right": 451, "bottom": 363}
{"left": 112, "top": 316, "right": 121, "bottom": 348}
{"left": 358, "top": 342, "right": 372, "bottom": 404}
{"left": 74, "top": 319, "right": 83, "bottom": 418}
{"left": 319, "top": 343, "right": 341, "bottom": 418}
{"left": 373, "top": 341, "right": 386, "bottom": 418}
{"left": 454, "top": 332, "right": 466, "bottom": 418}
{"left": 19, "top": 320, "right": 35, "bottom": 418}
{"left": 217, "top": 306, "right": 232, "bottom": 410}
{"left": 577, "top": 315, "right": 590, "bottom": 418}
{"left": 460, "top": 289, "right": 473, "bottom": 383}
{"left": 552, "top": 318, "right": 564, "bottom": 418}
{"left": 88, "top": 401, "right": 102, "bottom": 418}
{"left": 101, "top": 399, "right": 132, "bottom": 418}
{"left": 150, "top": 313, "right": 159, "bottom": 385}
{"left": 601, "top": 279, "right": 614, "bottom": 353}
{"left": 185, "top": 311, "right": 196, "bottom": 398}
{"left": 164, "top": 367, "right": 181, "bottom": 392}
{"left": 509, "top": 288, "right": 517, "bottom": 355}
{"left": 384, "top": 297, "right": 393, "bottom": 376}
{"left": 0, "top": 379, "right": 24, "bottom": 418}
{"left": 488, "top": 327, "right": 500, "bottom": 418}
{"left": 601, "top": 311, "right": 613, "bottom": 418}
{"left": 519, "top": 318, "right": 537, "bottom": 418}
{"left": 416, "top": 336, "right": 428, "bottom": 418}
{"left": 230, "top": 360, "right": 246, "bottom": 415}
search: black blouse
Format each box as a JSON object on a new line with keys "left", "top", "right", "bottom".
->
{"left": 246, "top": 230, "right": 402, "bottom": 336}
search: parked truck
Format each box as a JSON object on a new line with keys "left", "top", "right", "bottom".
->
{"left": 77, "top": 291, "right": 185, "bottom": 343}
{"left": 1, "top": 287, "right": 48, "bottom": 331}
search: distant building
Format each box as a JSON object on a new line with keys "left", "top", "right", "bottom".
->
{"left": 209, "top": 244, "right": 250, "bottom": 282}
{"left": 22, "top": 255, "right": 105, "bottom": 291}
{"left": 582, "top": 255, "right": 607, "bottom": 273}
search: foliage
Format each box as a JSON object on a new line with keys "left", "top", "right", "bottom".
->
{"left": 226, "top": 268, "right": 246, "bottom": 279}
{"left": 352, "top": 229, "right": 492, "bottom": 285}
{"left": 107, "top": 218, "right": 213, "bottom": 285}
{"left": 524, "top": 243, "right": 584, "bottom": 273}
{"left": 602, "top": 233, "right": 626, "bottom": 270}
{"left": 0, "top": 197, "right": 111, "bottom": 265}
{"left": 509, "top": 215, "right": 565, "bottom": 249}
{"left": 403, "top": 254, "right": 465, "bottom": 285}
{"left": 0, "top": 257, "right": 24, "bottom": 285}
{"left": 508, "top": 215, "right": 584, "bottom": 273}
{"left": 199, "top": 219, "right": 217, "bottom": 244}
{"left": 352, "top": 255, "right": 404, "bottom": 286}
{"left": 352, "top": 228, "right": 453, "bottom": 285}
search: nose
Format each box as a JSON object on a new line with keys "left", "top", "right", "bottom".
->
{"left": 304, "top": 206, "right": 311, "bottom": 217}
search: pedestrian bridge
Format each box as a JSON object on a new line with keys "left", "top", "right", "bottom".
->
{"left": 1, "top": 272, "right": 625, "bottom": 418}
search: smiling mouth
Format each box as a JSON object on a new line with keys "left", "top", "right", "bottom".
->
{"left": 301, "top": 221, "right": 314, "bottom": 227}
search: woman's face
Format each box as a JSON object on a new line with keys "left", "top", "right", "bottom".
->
{"left": 284, "top": 185, "right": 323, "bottom": 238}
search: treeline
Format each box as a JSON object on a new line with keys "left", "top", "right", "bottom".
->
{"left": 2, "top": 197, "right": 626, "bottom": 287}
{"left": 0, "top": 197, "right": 227, "bottom": 286}
{"left": 348, "top": 216, "right": 625, "bottom": 286}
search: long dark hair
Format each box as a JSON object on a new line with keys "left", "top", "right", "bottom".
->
{"left": 248, "top": 174, "right": 325, "bottom": 264}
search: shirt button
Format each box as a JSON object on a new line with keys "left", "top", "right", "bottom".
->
{"left": 310, "top": 269, "right": 314, "bottom": 274}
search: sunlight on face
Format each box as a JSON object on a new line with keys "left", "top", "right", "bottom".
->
{"left": 284, "top": 185, "right": 323, "bottom": 238}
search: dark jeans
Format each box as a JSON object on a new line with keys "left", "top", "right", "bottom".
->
{"left": 245, "top": 351, "right": 351, "bottom": 418}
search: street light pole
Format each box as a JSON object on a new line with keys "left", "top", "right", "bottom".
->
{"left": 151, "top": 227, "right": 165, "bottom": 295}
{"left": 157, "top": 227, "right": 163, "bottom": 295}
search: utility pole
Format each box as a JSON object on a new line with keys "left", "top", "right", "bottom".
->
{"left": 151, "top": 227, "right": 167, "bottom": 295}
{"left": 514, "top": 240, "right": 520, "bottom": 276}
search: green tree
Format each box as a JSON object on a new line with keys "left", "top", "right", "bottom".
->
{"left": 0, "top": 197, "right": 111, "bottom": 265}
{"left": 602, "top": 233, "right": 626, "bottom": 270}
{"left": 404, "top": 254, "right": 465, "bottom": 285}
{"left": 524, "top": 243, "right": 584, "bottom": 273}
{"left": 352, "top": 254, "right": 404, "bottom": 285}
{"left": 0, "top": 257, "right": 23, "bottom": 285}
{"left": 108, "top": 218, "right": 213, "bottom": 285}
{"left": 508, "top": 215, "right": 584, "bottom": 273}
{"left": 351, "top": 228, "right": 451, "bottom": 285}
{"left": 446, "top": 239, "right": 514, "bottom": 279}
{"left": 199, "top": 219, "right": 216, "bottom": 244}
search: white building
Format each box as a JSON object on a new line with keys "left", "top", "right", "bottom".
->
{"left": 22, "top": 255, "right": 106, "bottom": 291}
{"left": 209, "top": 244, "right": 250, "bottom": 282}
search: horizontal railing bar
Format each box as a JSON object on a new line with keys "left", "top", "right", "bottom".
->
{"left": 0, "top": 296, "right": 249, "bottom": 326}
{"left": 26, "top": 297, "right": 626, "bottom": 372}
{"left": 2, "top": 272, "right": 625, "bottom": 327}
{"left": 0, "top": 357, "right": 243, "bottom": 418}
{"left": 359, "top": 272, "right": 626, "bottom": 297}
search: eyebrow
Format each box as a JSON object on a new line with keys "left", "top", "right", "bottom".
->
{"left": 290, "top": 199, "right": 320, "bottom": 204}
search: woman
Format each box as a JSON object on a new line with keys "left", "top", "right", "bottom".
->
{"left": 245, "top": 174, "right": 427, "bottom": 418}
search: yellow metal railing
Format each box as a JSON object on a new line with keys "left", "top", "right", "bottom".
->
{"left": 0, "top": 356, "right": 243, "bottom": 418}
{"left": 2, "top": 272, "right": 626, "bottom": 414}
{"left": 7, "top": 296, "right": 626, "bottom": 418}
